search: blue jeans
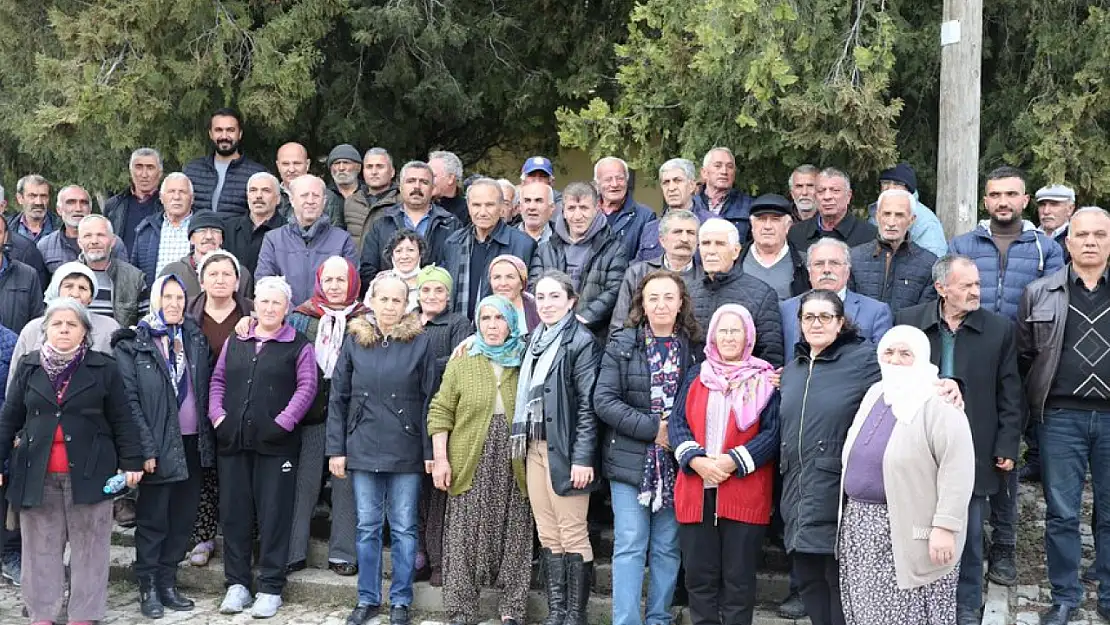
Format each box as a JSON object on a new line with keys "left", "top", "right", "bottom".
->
{"left": 610, "top": 481, "right": 681, "bottom": 625}
{"left": 351, "top": 471, "right": 422, "bottom": 607}
{"left": 1040, "top": 408, "right": 1110, "bottom": 607}
{"left": 957, "top": 495, "right": 986, "bottom": 617}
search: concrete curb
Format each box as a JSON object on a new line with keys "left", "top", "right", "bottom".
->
{"left": 982, "top": 581, "right": 1013, "bottom": 625}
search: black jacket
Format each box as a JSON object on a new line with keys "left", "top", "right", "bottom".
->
{"left": 849, "top": 238, "right": 938, "bottom": 315}
{"left": 529, "top": 223, "right": 628, "bottom": 334}
{"left": 103, "top": 190, "right": 164, "bottom": 248}
{"left": 895, "top": 302, "right": 1023, "bottom": 496}
{"left": 421, "top": 311, "right": 473, "bottom": 388}
{"left": 0, "top": 255, "right": 44, "bottom": 334}
{"left": 223, "top": 210, "right": 287, "bottom": 276}
{"left": 779, "top": 333, "right": 880, "bottom": 555}
{"left": 182, "top": 153, "right": 269, "bottom": 216}
{"left": 442, "top": 221, "right": 537, "bottom": 319}
{"left": 687, "top": 262, "right": 785, "bottom": 366}
{"left": 593, "top": 326, "right": 699, "bottom": 487}
{"left": 739, "top": 242, "right": 811, "bottom": 298}
{"left": 7, "top": 234, "right": 49, "bottom": 288}
{"left": 787, "top": 213, "right": 878, "bottom": 251}
{"left": 0, "top": 350, "right": 145, "bottom": 508}
{"left": 359, "top": 205, "right": 461, "bottom": 288}
{"left": 111, "top": 321, "right": 215, "bottom": 485}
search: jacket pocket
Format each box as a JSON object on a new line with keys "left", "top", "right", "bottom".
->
{"left": 1026, "top": 306, "right": 1056, "bottom": 348}
{"left": 802, "top": 456, "right": 844, "bottom": 527}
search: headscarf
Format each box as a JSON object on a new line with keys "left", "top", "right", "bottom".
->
{"left": 468, "top": 295, "right": 524, "bottom": 368}
{"left": 488, "top": 254, "right": 528, "bottom": 293}
{"left": 295, "top": 256, "right": 365, "bottom": 379}
{"left": 416, "top": 265, "right": 453, "bottom": 294}
{"left": 876, "top": 325, "right": 940, "bottom": 421}
{"left": 139, "top": 274, "right": 190, "bottom": 406}
{"left": 198, "top": 249, "right": 242, "bottom": 285}
{"left": 44, "top": 262, "right": 98, "bottom": 303}
{"left": 699, "top": 304, "right": 775, "bottom": 432}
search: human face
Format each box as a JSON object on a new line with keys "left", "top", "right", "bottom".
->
{"left": 500, "top": 185, "right": 517, "bottom": 220}
{"left": 534, "top": 278, "right": 575, "bottom": 325}
{"left": 247, "top": 177, "right": 280, "bottom": 219}
{"left": 17, "top": 182, "right": 50, "bottom": 220}
{"left": 130, "top": 155, "right": 163, "bottom": 196}
{"left": 255, "top": 291, "right": 289, "bottom": 330}
{"left": 641, "top": 276, "right": 681, "bottom": 334}
{"left": 519, "top": 183, "right": 554, "bottom": 231}
{"left": 790, "top": 171, "right": 818, "bottom": 215}
{"left": 369, "top": 281, "right": 408, "bottom": 329}
{"left": 701, "top": 150, "right": 736, "bottom": 193}
{"left": 78, "top": 219, "right": 114, "bottom": 262}
{"left": 595, "top": 160, "right": 628, "bottom": 206}
{"left": 660, "top": 168, "right": 696, "bottom": 210}
{"left": 160, "top": 280, "right": 186, "bottom": 325}
{"left": 467, "top": 184, "right": 502, "bottom": 234}
{"left": 400, "top": 167, "right": 434, "bottom": 212}
{"left": 660, "top": 218, "right": 698, "bottom": 264}
{"left": 751, "top": 212, "right": 790, "bottom": 250}
{"left": 45, "top": 309, "right": 86, "bottom": 352}
{"left": 391, "top": 239, "right": 421, "bottom": 274}
{"left": 57, "top": 187, "right": 91, "bottom": 228}
{"left": 160, "top": 178, "right": 194, "bottom": 220}
{"left": 714, "top": 313, "right": 748, "bottom": 361}
{"left": 275, "top": 143, "right": 309, "bottom": 186}
{"left": 983, "top": 177, "right": 1028, "bottom": 226}
{"left": 816, "top": 174, "right": 851, "bottom": 222}
{"left": 490, "top": 261, "right": 524, "bottom": 300}
{"left": 800, "top": 299, "right": 844, "bottom": 351}
{"left": 698, "top": 229, "right": 740, "bottom": 273}
{"left": 320, "top": 263, "right": 350, "bottom": 306}
{"left": 418, "top": 282, "right": 449, "bottom": 316}
{"left": 478, "top": 305, "right": 510, "bottom": 346}
{"left": 563, "top": 195, "right": 598, "bottom": 240}
{"left": 428, "top": 158, "right": 456, "bottom": 198}
{"left": 1038, "top": 199, "right": 1075, "bottom": 234}
{"left": 330, "top": 159, "right": 360, "bottom": 187}
{"left": 363, "top": 154, "right": 395, "bottom": 192}
{"left": 1066, "top": 211, "right": 1110, "bottom": 270}
{"left": 190, "top": 227, "right": 223, "bottom": 258}
{"left": 936, "top": 260, "right": 981, "bottom": 316}
{"left": 880, "top": 341, "right": 916, "bottom": 366}
{"left": 291, "top": 178, "right": 325, "bottom": 226}
{"left": 877, "top": 195, "right": 915, "bottom": 246}
{"left": 201, "top": 259, "right": 238, "bottom": 299}
{"left": 807, "top": 245, "right": 850, "bottom": 291}
{"left": 59, "top": 276, "right": 94, "bottom": 305}
{"left": 209, "top": 114, "right": 242, "bottom": 157}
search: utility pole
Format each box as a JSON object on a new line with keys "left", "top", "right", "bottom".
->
{"left": 936, "top": 0, "right": 983, "bottom": 239}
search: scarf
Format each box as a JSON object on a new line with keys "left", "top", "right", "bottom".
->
{"left": 392, "top": 265, "right": 421, "bottom": 281}
{"left": 877, "top": 325, "right": 939, "bottom": 421}
{"left": 41, "top": 341, "right": 87, "bottom": 395}
{"left": 700, "top": 304, "right": 775, "bottom": 433}
{"left": 511, "top": 311, "right": 573, "bottom": 465}
{"left": 140, "top": 275, "right": 190, "bottom": 407}
{"left": 639, "top": 325, "right": 680, "bottom": 512}
{"left": 294, "top": 257, "right": 365, "bottom": 378}
{"left": 468, "top": 295, "right": 525, "bottom": 368}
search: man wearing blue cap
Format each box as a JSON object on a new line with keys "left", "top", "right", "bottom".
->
{"left": 520, "top": 156, "right": 563, "bottom": 208}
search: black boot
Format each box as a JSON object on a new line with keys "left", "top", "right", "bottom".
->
{"left": 987, "top": 543, "right": 1018, "bottom": 586}
{"left": 541, "top": 549, "right": 567, "bottom": 625}
{"left": 562, "top": 553, "right": 592, "bottom": 625}
{"left": 157, "top": 572, "right": 195, "bottom": 611}
{"left": 138, "top": 574, "right": 164, "bottom": 619}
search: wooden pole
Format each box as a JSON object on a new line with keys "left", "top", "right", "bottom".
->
{"left": 936, "top": 0, "right": 983, "bottom": 239}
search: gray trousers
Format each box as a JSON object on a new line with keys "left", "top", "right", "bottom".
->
{"left": 21, "top": 473, "right": 113, "bottom": 622}
{"left": 287, "top": 423, "right": 357, "bottom": 565}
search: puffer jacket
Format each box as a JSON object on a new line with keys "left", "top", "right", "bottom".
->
{"left": 693, "top": 189, "right": 753, "bottom": 243}
{"left": 948, "top": 220, "right": 1065, "bottom": 321}
{"left": 343, "top": 185, "right": 400, "bottom": 250}
{"left": 686, "top": 262, "right": 784, "bottom": 366}
{"left": 849, "top": 238, "right": 938, "bottom": 314}
{"left": 182, "top": 153, "right": 268, "bottom": 215}
{"left": 358, "top": 205, "right": 461, "bottom": 287}
{"left": 0, "top": 255, "right": 44, "bottom": 334}
{"left": 36, "top": 230, "right": 127, "bottom": 274}
{"left": 605, "top": 195, "right": 658, "bottom": 263}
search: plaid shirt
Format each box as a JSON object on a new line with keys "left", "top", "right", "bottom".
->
{"left": 155, "top": 215, "right": 192, "bottom": 278}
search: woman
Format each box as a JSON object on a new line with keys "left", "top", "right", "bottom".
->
{"left": 0, "top": 298, "right": 145, "bottom": 625}
{"left": 285, "top": 256, "right": 363, "bottom": 576}
{"left": 428, "top": 295, "right": 532, "bottom": 625}
{"left": 488, "top": 254, "right": 539, "bottom": 335}
{"left": 327, "top": 273, "right": 435, "bottom": 625}
{"left": 114, "top": 275, "right": 213, "bottom": 618}
{"left": 185, "top": 249, "right": 253, "bottom": 567}
{"left": 667, "top": 304, "right": 780, "bottom": 625}
{"left": 838, "top": 326, "right": 974, "bottom": 625}
{"left": 209, "top": 276, "right": 317, "bottom": 619}
{"left": 516, "top": 270, "right": 600, "bottom": 625}
{"left": 384, "top": 229, "right": 427, "bottom": 312}
{"left": 594, "top": 270, "right": 700, "bottom": 625}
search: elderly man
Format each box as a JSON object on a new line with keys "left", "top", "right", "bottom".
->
{"left": 517, "top": 180, "right": 556, "bottom": 243}
{"left": 780, "top": 238, "right": 892, "bottom": 348}
{"left": 593, "top": 156, "right": 657, "bottom": 262}
{"left": 159, "top": 210, "right": 254, "bottom": 300}
{"left": 529, "top": 181, "right": 628, "bottom": 334}
{"left": 257, "top": 175, "right": 357, "bottom": 305}
{"left": 1035, "top": 184, "right": 1077, "bottom": 263}
{"left": 273, "top": 142, "right": 344, "bottom": 229}
{"left": 787, "top": 168, "right": 877, "bottom": 251}
{"left": 849, "top": 189, "right": 939, "bottom": 314}
{"left": 182, "top": 108, "right": 268, "bottom": 215}
{"left": 225, "top": 172, "right": 287, "bottom": 275}
{"left": 693, "top": 147, "right": 754, "bottom": 242}
{"left": 0, "top": 216, "right": 43, "bottom": 334}
{"left": 739, "top": 193, "right": 809, "bottom": 300}
{"left": 611, "top": 209, "right": 699, "bottom": 331}
{"left": 864, "top": 163, "right": 948, "bottom": 257}
{"left": 442, "top": 178, "right": 536, "bottom": 319}
{"left": 788, "top": 164, "right": 819, "bottom": 221}
{"left": 520, "top": 155, "right": 563, "bottom": 208}
{"left": 343, "top": 147, "right": 399, "bottom": 249}
{"left": 104, "top": 148, "right": 166, "bottom": 252}
{"left": 429, "top": 150, "right": 469, "bottom": 225}
{"left": 636, "top": 158, "right": 713, "bottom": 261}
{"left": 38, "top": 185, "right": 126, "bottom": 273}
{"left": 897, "top": 255, "right": 1023, "bottom": 625}
{"left": 687, "top": 218, "right": 783, "bottom": 364}
{"left": 1017, "top": 208, "right": 1110, "bottom": 625}
{"left": 8, "top": 174, "right": 59, "bottom": 242}
{"left": 77, "top": 214, "right": 147, "bottom": 327}
{"left": 130, "top": 173, "right": 198, "bottom": 286}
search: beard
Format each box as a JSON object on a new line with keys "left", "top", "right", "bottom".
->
{"left": 213, "top": 138, "right": 240, "bottom": 157}
{"left": 83, "top": 249, "right": 109, "bottom": 262}
{"left": 332, "top": 170, "right": 358, "bottom": 186}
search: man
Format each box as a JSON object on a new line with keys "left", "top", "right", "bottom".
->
{"left": 517, "top": 181, "right": 556, "bottom": 243}
{"left": 611, "top": 209, "right": 700, "bottom": 331}
{"left": 687, "top": 218, "right": 784, "bottom": 365}
{"left": 159, "top": 209, "right": 254, "bottom": 300}
{"left": 780, "top": 238, "right": 892, "bottom": 348}
{"left": 897, "top": 255, "right": 1022, "bottom": 625}
{"left": 865, "top": 163, "right": 948, "bottom": 257}
{"left": 275, "top": 142, "right": 309, "bottom": 217}
{"left": 593, "top": 156, "right": 657, "bottom": 262}
{"left": 788, "top": 164, "right": 819, "bottom": 221}
{"left": 636, "top": 158, "right": 713, "bottom": 261}
{"left": 130, "top": 173, "right": 197, "bottom": 287}
{"left": 529, "top": 182, "right": 628, "bottom": 335}
{"left": 103, "top": 148, "right": 166, "bottom": 252}
{"left": 441, "top": 178, "right": 536, "bottom": 319}
{"left": 77, "top": 214, "right": 147, "bottom": 328}
{"left": 225, "top": 172, "right": 287, "bottom": 276}
{"left": 694, "top": 147, "right": 754, "bottom": 242}
{"left": 1017, "top": 208, "right": 1110, "bottom": 625}
{"left": 343, "top": 147, "right": 399, "bottom": 250}
{"left": 0, "top": 216, "right": 43, "bottom": 334}
{"left": 359, "top": 161, "right": 460, "bottom": 286}
{"left": 739, "top": 193, "right": 809, "bottom": 300}
{"left": 182, "top": 108, "right": 268, "bottom": 215}
{"left": 787, "top": 167, "right": 878, "bottom": 250}
{"left": 850, "top": 189, "right": 938, "bottom": 314}
{"left": 428, "top": 150, "right": 469, "bottom": 225}
{"left": 321, "top": 144, "right": 359, "bottom": 229}
{"left": 37, "top": 185, "right": 126, "bottom": 273}
{"left": 257, "top": 175, "right": 357, "bottom": 304}
{"left": 520, "top": 155, "right": 563, "bottom": 208}
{"left": 8, "top": 175, "right": 59, "bottom": 242}
{"left": 1035, "top": 184, "right": 1076, "bottom": 262}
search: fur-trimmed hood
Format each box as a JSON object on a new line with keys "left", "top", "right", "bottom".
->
{"left": 347, "top": 312, "right": 423, "bottom": 347}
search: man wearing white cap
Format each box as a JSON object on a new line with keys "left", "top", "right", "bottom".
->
{"left": 1036, "top": 184, "right": 1077, "bottom": 261}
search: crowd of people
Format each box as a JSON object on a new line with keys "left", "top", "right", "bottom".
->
{"left": 0, "top": 106, "right": 1105, "bottom": 625}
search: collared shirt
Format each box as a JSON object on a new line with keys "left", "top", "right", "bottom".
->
{"left": 156, "top": 215, "right": 192, "bottom": 277}
{"left": 1038, "top": 222, "right": 1070, "bottom": 240}
{"left": 937, "top": 300, "right": 960, "bottom": 378}
{"left": 404, "top": 210, "right": 432, "bottom": 236}
{"left": 15, "top": 213, "right": 54, "bottom": 242}
{"left": 663, "top": 256, "right": 694, "bottom": 273}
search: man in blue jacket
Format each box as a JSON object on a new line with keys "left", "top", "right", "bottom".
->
{"left": 695, "top": 147, "right": 754, "bottom": 242}
{"left": 850, "top": 189, "right": 938, "bottom": 315}
{"left": 594, "top": 156, "right": 657, "bottom": 262}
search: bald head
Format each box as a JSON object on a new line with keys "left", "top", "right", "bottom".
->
{"left": 276, "top": 142, "right": 310, "bottom": 187}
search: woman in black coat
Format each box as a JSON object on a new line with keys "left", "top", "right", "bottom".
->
{"left": 114, "top": 274, "right": 213, "bottom": 618}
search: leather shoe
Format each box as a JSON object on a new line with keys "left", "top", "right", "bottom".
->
{"left": 329, "top": 561, "right": 358, "bottom": 576}
{"left": 1041, "top": 604, "right": 1074, "bottom": 625}
{"left": 157, "top": 586, "right": 195, "bottom": 611}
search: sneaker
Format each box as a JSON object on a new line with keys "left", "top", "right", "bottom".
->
{"left": 778, "top": 591, "right": 806, "bottom": 619}
{"left": 219, "top": 584, "right": 253, "bottom": 614}
{"left": 346, "top": 603, "right": 379, "bottom": 625}
{"left": 1, "top": 554, "right": 21, "bottom": 587}
{"left": 250, "top": 592, "right": 283, "bottom": 619}
{"left": 390, "top": 604, "right": 411, "bottom": 625}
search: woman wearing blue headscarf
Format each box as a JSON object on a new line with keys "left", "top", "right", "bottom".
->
{"left": 427, "top": 295, "right": 533, "bottom": 625}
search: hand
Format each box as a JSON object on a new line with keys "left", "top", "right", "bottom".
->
{"left": 432, "top": 458, "right": 452, "bottom": 491}
{"left": 929, "top": 527, "right": 957, "bottom": 566}
{"left": 329, "top": 456, "right": 347, "bottom": 479}
{"left": 0, "top": 475, "right": 4, "bottom": 487}
{"left": 575, "top": 314, "right": 588, "bottom": 325}
{"left": 213, "top": 415, "right": 225, "bottom": 428}
{"left": 450, "top": 335, "right": 476, "bottom": 360}
{"left": 769, "top": 367, "right": 783, "bottom": 389}
{"left": 143, "top": 458, "right": 157, "bottom": 473}
{"left": 124, "top": 471, "right": 144, "bottom": 488}
{"left": 712, "top": 453, "right": 738, "bottom": 474}
{"left": 424, "top": 460, "right": 435, "bottom": 475}
{"left": 995, "top": 457, "right": 1015, "bottom": 472}
{"left": 233, "top": 316, "right": 255, "bottom": 339}
{"left": 934, "top": 379, "right": 964, "bottom": 410}
{"left": 690, "top": 456, "right": 731, "bottom": 485}
{"left": 570, "top": 464, "right": 594, "bottom": 489}
{"left": 654, "top": 419, "right": 670, "bottom": 449}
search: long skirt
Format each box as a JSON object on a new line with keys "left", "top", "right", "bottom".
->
{"left": 189, "top": 466, "right": 219, "bottom": 545}
{"left": 442, "top": 414, "right": 534, "bottom": 622}
{"left": 839, "top": 499, "right": 960, "bottom": 625}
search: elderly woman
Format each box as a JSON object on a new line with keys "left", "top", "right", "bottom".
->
{"left": 428, "top": 295, "right": 532, "bottom": 625}
{"left": 0, "top": 298, "right": 145, "bottom": 625}
{"left": 327, "top": 273, "right": 435, "bottom": 625}
{"left": 594, "top": 270, "right": 701, "bottom": 625}
{"left": 839, "top": 326, "right": 974, "bottom": 625}
{"left": 208, "top": 276, "right": 317, "bottom": 619}
{"left": 516, "top": 270, "right": 600, "bottom": 625}
{"left": 114, "top": 275, "right": 213, "bottom": 618}
{"left": 489, "top": 254, "right": 539, "bottom": 335}
{"left": 384, "top": 228, "right": 427, "bottom": 311}
{"left": 668, "top": 304, "right": 780, "bottom": 625}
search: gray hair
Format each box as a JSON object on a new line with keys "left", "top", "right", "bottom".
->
{"left": 702, "top": 147, "right": 735, "bottom": 169}
{"left": 1074, "top": 206, "right": 1110, "bottom": 221}
{"left": 787, "top": 164, "right": 819, "bottom": 189}
{"left": 399, "top": 160, "right": 436, "bottom": 185}
{"left": 428, "top": 150, "right": 463, "bottom": 183}
{"left": 465, "top": 177, "right": 504, "bottom": 203}
{"left": 932, "top": 254, "right": 976, "bottom": 285}
{"left": 16, "top": 174, "right": 49, "bottom": 195}
{"left": 819, "top": 167, "right": 852, "bottom": 192}
{"left": 658, "top": 158, "right": 697, "bottom": 182}
{"left": 593, "top": 156, "right": 629, "bottom": 182}
{"left": 247, "top": 171, "right": 280, "bottom": 190}
{"left": 368, "top": 272, "right": 410, "bottom": 299}
{"left": 129, "top": 147, "right": 163, "bottom": 171}
{"left": 77, "top": 213, "right": 115, "bottom": 235}
{"left": 254, "top": 276, "right": 293, "bottom": 308}
{"left": 698, "top": 218, "right": 740, "bottom": 245}
{"left": 875, "top": 188, "right": 917, "bottom": 213}
{"left": 289, "top": 174, "right": 326, "bottom": 196}
{"left": 659, "top": 209, "right": 699, "bottom": 237}
{"left": 43, "top": 297, "right": 94, "bottom": 346}
{"left": 364, "top": 147, "right": 393, "bottom": 167}
{"left": 806, "top": 238, "right": 852, "bottom": 268}
{"left": 563, "top": 181, "right": 598, "bottom": 204}
{"left": 56, "top": 185, "right": 90, "bottom": 209}
{"left": 160, "top": 172, "right": 194, "bottom": 196}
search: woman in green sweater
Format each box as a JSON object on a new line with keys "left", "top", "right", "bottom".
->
{"left": 427, "top": 295, "right": 532, "bottom": 625}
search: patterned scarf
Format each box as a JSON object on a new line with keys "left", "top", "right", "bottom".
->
{"left": 140, "top": 275, "right": 189, "bottom": 407}
{"left": 295, "top": 257, "right": 366, "bottom": 379}
{"left": 638, "top": 325, "right": 680, "bottom": 512}
{"left": 41, "top": 341, "right": 87, "bottom": 396}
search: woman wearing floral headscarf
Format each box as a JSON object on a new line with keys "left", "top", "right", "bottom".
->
{"left": 669, "top": 304, "right": 781, "bottom": 625}
{"left": 488, "top": 254, "right": 539, "bottom": 335}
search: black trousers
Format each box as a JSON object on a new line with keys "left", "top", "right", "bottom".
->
{"left": 219, "top": 450, "right": 297, "bottom": 595}
{"left": 794, "top": 552, "right": 845, "bottom": 625}
{"left": 134, "top": 435, "right": 202, "bottom": 584}
{"left": 678, "top": 490, "right": 765, "bottom": 625}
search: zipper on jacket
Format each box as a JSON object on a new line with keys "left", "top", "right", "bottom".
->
{"left": 797, "top": 359, "right": 816, "bottom": 468}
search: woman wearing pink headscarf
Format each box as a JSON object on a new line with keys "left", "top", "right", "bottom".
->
{"left": 669, "top": 304, "right": 780, "bottom": 625}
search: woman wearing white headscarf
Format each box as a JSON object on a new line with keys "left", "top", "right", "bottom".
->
{"left": 838, "top": 325, "right": 975, "bottom": 625}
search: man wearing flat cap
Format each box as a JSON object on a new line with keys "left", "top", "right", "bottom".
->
{"left": 1035, "top": 184, "right": 1076, "bottom": 262}
{"left": 867, "top": 162, "right": 948, "bottom": 257}
{"left": 158, "top": 209, "right": 255, "bottom": 300}
{"left": 739, "top": 193, "right": 809, "bottom": 300}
